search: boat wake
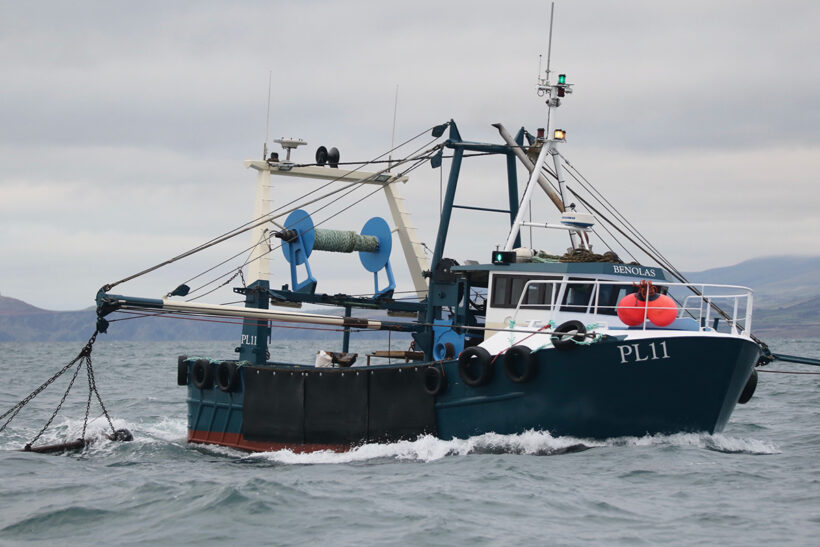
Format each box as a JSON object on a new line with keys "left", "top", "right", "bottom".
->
{"left": 239, "top": 429, "right": 780, "bottom": 465}
{"left": 606, "top": 432, "right": 781, "bottom": 455}
{"left": 2, "top": 419, "right": 779, "bottom": 460}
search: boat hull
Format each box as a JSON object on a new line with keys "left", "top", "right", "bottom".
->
{"left": 436, "top": 335, "right": 760, "bottom": 440}
{"left": 184, "top": 335, "right": 760, "bottom": 452}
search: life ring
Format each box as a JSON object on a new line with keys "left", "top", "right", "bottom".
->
{"left": 458, "top": 346, "right": 494, "bottom": 387}
{"left": 177, "top": 355, "right": 188, "bottom": 386}
{"left": 191, "top": 359, "right": 214, "bottom": 389}
{"left": 423, "top": 366, "right": 446, "bottom": 396}
{"left": 216, "top": 362, "right": 239, "bottom": 392}
{"left": 550, "top": 320, "right": 587, "bottom": 350}
{"left": 503, "top": 345, "right": 536, "bottom": 383}
{"left": 738, "top": 369, "right": 758, "bottom": 404}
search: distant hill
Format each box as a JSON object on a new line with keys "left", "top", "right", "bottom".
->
{"left": 752, "top": 295, "right": 820, "bottom": 338}
{"left": 685, "top": 255, "right": 820, "bottom": 309}
{"left": 0, "top": 295, "right": 409, "bottom": 343}
{"left": 0, "top": 295, "right": 49, "bottom": 317}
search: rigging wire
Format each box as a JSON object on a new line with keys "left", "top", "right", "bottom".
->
{"left": 557, "top": 153, "right": 686, "bottom": 279}
{"left": 184, "top": 147, "right": 438, "bottom": 301}
{"left": 179, "top": 136, "right": 442, "bottom": 297}
{"left": 102, "top": 124, "right": 443, "bottom": 293}
{"left": 551, "top": 159, "right": 759, "bottom": 339}
{"left": 532, "top": 161, "right": 637, "bottom": 261}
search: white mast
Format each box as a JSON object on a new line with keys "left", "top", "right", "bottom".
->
{"left": 247, "top": 166, "right": 272, "bottom": 284}
{"left": 503, "top": 1, "right": 582, "bottom": 251}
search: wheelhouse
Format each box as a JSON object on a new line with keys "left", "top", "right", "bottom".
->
{"left": 452, "top": 261, "right": 754, "bottom": 339}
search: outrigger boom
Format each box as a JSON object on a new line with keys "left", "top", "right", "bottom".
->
{"left": 96, "top": 292, "right": 421, "bottom": 333}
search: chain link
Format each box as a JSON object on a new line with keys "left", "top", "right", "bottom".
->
{"left": 0, "top": 330, "right": 119, "bottom": 450}
{"left": 86, "top": 357, "right": 116, "bottom": 433}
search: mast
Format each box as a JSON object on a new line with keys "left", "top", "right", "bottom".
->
{"left": 503, "top": 2, "right": 581, "bottom": 251}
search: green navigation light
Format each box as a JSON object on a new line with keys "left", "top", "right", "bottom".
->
{"left": 558, "top": 74, "right": 566, "bottom": 84}
{"left": 491, "top": 250, "right": 516, "bottom": 265}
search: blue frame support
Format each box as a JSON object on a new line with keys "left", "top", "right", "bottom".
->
{"left": 237, "top": 280, "right": 271, "bottom": 364}
{"left": 419, "top": 121, "right": 466, "bottom": 359}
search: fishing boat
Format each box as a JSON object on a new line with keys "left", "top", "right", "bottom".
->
{"left": 93, "top": 63, "right": 765, "bottom": 453}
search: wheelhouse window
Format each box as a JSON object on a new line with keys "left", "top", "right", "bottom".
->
{"left": 490, "top": 274, "right": 560, "bottom": 309}
{"left": 560, "top": 278, "right": 594, "bottom": 312}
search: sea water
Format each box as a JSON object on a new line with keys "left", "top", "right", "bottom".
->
{"left": 0, "top": 338, "right": 818, "bottom": 545}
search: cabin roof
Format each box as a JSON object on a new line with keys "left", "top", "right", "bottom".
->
{"left": 452, "top": 261, "right": 669, "bottom": 287}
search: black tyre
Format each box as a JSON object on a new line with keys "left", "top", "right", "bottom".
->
{"left": 458, "top": 346, "right": 494, "bottom": 387}
{"left": 738, "top": 369, "right": 758, "bottom": 404}
{"left": 216, "top": 361, "right": 239, "bottom": 392}
{"left": 423, "top": 366, "right": 446, "bottom": 396}
{"left": 551, "top": 320, "right": 587, "bottom": 350}
{"left": 177, "top": 355, "right": 188, "bottom": 386}
{"left": 191, "top": 359, "right": 214, "bottom": 390}
{"left": 504, "top": 345, "right": 536, "bottom": 383}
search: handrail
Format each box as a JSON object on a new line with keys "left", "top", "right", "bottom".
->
{"left": 509, "top": 279, "right": 754, "bottom": 337}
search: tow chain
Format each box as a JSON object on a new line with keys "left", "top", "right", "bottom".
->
{"left": 0, "top": 331, "right": 132, "bottom": 452}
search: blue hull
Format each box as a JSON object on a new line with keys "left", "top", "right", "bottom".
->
{"left": 183, "top": 335, "right": 760, "bottom": 451}
{"left": 435, "top": 335, "right": 760, "bottom": 439}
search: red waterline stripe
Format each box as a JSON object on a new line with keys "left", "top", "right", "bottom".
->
{"left": 187, "top": 430, "right": 350, "bottom": 453}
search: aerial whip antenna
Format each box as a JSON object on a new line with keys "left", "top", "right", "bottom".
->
{"left": 544, "top": 1, "right": 556, "bottom": 132}
{"left": 388, "top": 84, "right": 399, "bottom": 171}
{"left": 263, "top": 70, "right": 272, "bottom": 160}
{"left": 545, "top": 2, "right": 555, "bottom": 84}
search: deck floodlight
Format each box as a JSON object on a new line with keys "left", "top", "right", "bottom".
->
{"left": 316, "top": 146, "right": 328, "bottom": 166}
{"left": 327, "top": 147, "right": 340, "bottom": 168}
{"left": 554, "top": 129, "right": 566, "bottom": 141}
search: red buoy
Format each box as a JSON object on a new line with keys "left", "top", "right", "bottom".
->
{"left": 647, "top": 294, "right": 677, "bottom": 327}
{"left": 616, "top": 293, "right": 646, "bottom": 326}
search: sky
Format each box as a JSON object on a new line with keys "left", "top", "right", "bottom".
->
{"left": 1, "top": 0, "right": 819, "bottom": 311}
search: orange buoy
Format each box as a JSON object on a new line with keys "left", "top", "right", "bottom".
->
{"left": 647, "top": 293, "right": 677, "bottom": 327}
{"left": 616, "top": 293, "right": 646, "bottom": 326}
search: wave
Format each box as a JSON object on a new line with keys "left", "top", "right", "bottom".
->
{"left": 601, "top": 431, "right": 780, "bottom": 455}
{"left": 244, "top": 430, "right": 780, "bottom": 464}
{"left": 3, "top": 420, "right": 779, "bottom": 460}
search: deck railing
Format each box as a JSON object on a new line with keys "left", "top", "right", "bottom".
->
{"left": 510, "top": 279, "right": 754, "bottom": 336}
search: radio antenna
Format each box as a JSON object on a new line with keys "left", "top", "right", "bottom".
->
{"left": 263, "top": 70, "right": 272, "bottom": 160}
{"left": 545, "top": 1, "right": 556, "bottom": 133}
{"left": 545, "top": 2, "right": 555, "bottom": 84}
{"left": 388, "top": 84, "right": 399, "bottom": 171}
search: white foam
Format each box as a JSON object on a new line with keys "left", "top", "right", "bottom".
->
{"left": 608, "top": 432, "right": 780, "bottom": 455}
{"left": 139, "top": 417, "right": 187, "bottom": 443}
{"left": 249, "top": 430, "right": 599, "bottom": 465}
